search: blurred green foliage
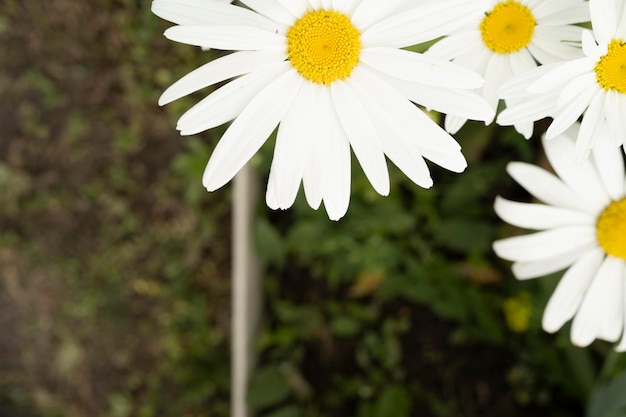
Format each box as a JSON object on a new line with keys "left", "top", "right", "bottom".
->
{"left": 1, "top": 1, "right": 624, "bottom": 417}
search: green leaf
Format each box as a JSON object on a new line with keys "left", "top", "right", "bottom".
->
{"left": 588, "top": 372, "right": 626, "bottom": 417}
{"left": 372, "top": 386, "right": 410, "bottom": 417}
{"left": 433, "top": 219, "right": 493, "bottom": 253}
{"left": 247, "top": 367, "right": 291, "bottom": 409}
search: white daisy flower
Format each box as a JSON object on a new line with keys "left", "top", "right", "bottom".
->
{"left": 493, "top": 123, "right": 626, "bottom": 350}
{"left": 498, "top": 0, "right": 626, "bottom": 162}
{"left": 152, "top": 0, "right": 495, "bottom": 220}
{"left": 426, "top": 0, "right": 589, "bottom": 137}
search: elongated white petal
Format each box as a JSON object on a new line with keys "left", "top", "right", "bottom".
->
{"left": 152, "top": 0, "right": 278, "bottom": 30}
{"left": 575, "top": 90, "right": 606, "bottom": 162}
{"left": 302, "top": 87, "right": 328, "bottom": 211}
{"left": 493, "top": 226, "right": 596, "bottom": 263}
{"left": 571, "top": 255, "right": 624, "bottom": 346}
{"left": 350, "top": 0, "right": 407, "bottom": 30}
{"left": 590, "top": 0, "right": 618, "bottom": 45}
{"left": 534, "top": 2, "right": 590, "bottom": 25}
{"left": 266, "top": 84, "right": 315, "bottom": 210}
{"left": 542, "top": 247, "right": 604, "bottom": 333}
{"left": 177, "top": 63, "right": 289, "bottom": 135}
{"left": 497, "top": 93, "right": 556, "bottom": 125}
{"left": 384, "top": 76, "right": 494, "bottom": 122}
{"left": 546, "top": 82, "right": 599, "bottom": 141}
{"left": 556, "top": 73, "right": 597, "bottom": 110}
{"left": 605, "top": 90, "right": 626, "bottom": 147}
{"left": 592, "top": 122, "right": 626, "bottom": 201}
{"left": 349, "top": 69, "right": 433, "bottom": 188}
{"left": 203, "top": 70, "right": 303, "bottom": 191}
{"left": 319, "top": 89, "right": 351, "bottom": 220}
{"left": 331, "top": 80, "right": 390, "bottom": 196}
{"left": 499, "top": 62, "right": 563, "bottom": 99}
{"left": 361, "top": 47, "right": 484, "bottom": 89}
{"left": 506, "top": 162, "right": 594, "bottom": 213}
{"left": 425, "top": 31, "right": 481, "bottom": 61}
{"left": 528, "top": 58, "right": 594, "bottom": 94}
{"left": 361, "top": 0, "right": 490, "bottom": 48}
{"left": 615, "top": 266, "right": 626, "bottom": 352}
{"left": 543, "top": 132, "right": 610, "bottom": 212}
{"left": 354, "top": 67, "right": 468, "bottom": 174}
{"left": 512, "top": 246, "right": 590, "bottom": 280}
{"left": 494, "top": 197, "right": 594, "bottom": 230}
{"left": 164, "top": 25, "right": 285, "bottom": 51}
{"left": 239, "top": 0, "right": 294, "bottom": 26}
{"left": 159, "top": 50, "right": 284, "bottom": 105}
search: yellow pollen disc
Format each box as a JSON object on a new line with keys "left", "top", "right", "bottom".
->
{"left": 596, "top": 198, "right": 626, "bottom": 260}
{"left": 480, "top": 1, "right": 536, "bottom": 54}
{"left": 594, "top": 39, "right": 626, "bottom": 94}
{"left": 286, "top": 10, "right": 361, "bottom": 85}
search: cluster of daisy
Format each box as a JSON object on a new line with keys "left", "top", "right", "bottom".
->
{"left": 152, "top": 0, "right": 626, "bottom": 350}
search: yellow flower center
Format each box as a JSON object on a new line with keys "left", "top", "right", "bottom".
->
{"left": 594, "top": 39, "right": 626, "bottom": 94}
{"left": 596, "top": 198, "right": 626, "bottom": 260}
{"left": 286, "top": 10, "right": 361, "bottom": 85}
{"left": 480, "top": 1, "right": 536, "bottom": 54}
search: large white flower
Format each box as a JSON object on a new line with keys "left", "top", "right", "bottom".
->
{"left": 152, "top": 0, "right": 495, "bottom": 220}
{"left": 493, "top": 123, "right": 626, "bottom": 350}
{"left": 426, "top": 0, "right": 588, "bottom": 137}
{"left": 498, "top": 0, "right": 626, "bottom": 162}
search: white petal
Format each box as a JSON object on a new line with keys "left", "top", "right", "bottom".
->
{"left": 265, "top": 84, "right": 315, "bottom": 210}
{"left": 605, "top": 90, "right": 626, "bottom": 147}
{"left": 582, "top": 29, "right": 604, "bottom": 60}
{"left": 481, "top": 53, "right": 508, "bottom": 122}
{"left": 499, "top": 62, "right": 563, "bottom": 99}
{"left": 592, "top": 121, "right": 626, "bottom": 200}
{"left": 360, "top": 47, "right": 484, "bottom": 89}
{"left": 615, "top": 266, "right": 626, "bottom": 351}
{"left": 571, "top": 255, "right": 624, "bottom": 346}
{"left": 575, "top": 89, "right": 606, "bottom": 162}
{"left": 320, "top": 90, "right": 351, "bottom": 220}
{"left": 354, "top": 67, "right": 468, "bottom": 174}
{"left": 164, "top": 25, "right": 285, "bottom": 51}
{"left": 350, "top": 0, "right": 408, "bottom": 30}
{"left": 445, "top": 114, "right": 467, "bottom": 135}
{"left": 542, "top": 247, "right": 604, "bottom": 333}
{"left": 493, "top": 226, "right": 597, "bottom": 262}
{"left": 506, "top": 162, "right": 594, "bottom": 213}
{"left": 159, "top": 50, "right": 284, "bottom": 105}
{"left": 534, "top": 2, "right": 590, "bottom": 25}
{"left": 383, "top": 75, "right": 494, "bottom": 122}
{"left": 361, "top": 0, "right": 490, "bottom": 48}
{"left": 302, "top": 86, "right": 325, "bottom": 210}
{"left": 497, "top": 93, "right": 556, "bottom": 125}
{"left": 177, "top": 63, "right": 289, "bottom": 135}
{"left": 349, "top": 68, "right": 433, "bottom": 188}
{"left": 239, "top": 0, "right": 295, "bottom": 26}
{"left": 426, "top": 31, "right": 482, "bottom": 61}
{"left": 202, "top": 69, "right": 303, "bottom": 191}
{"left": 274, "top": 0, "right": 308, "bottom": 19}
{"left": 545, "top": 81, "right": 599, "bottom": 141}
{"left": 512, "top": 246, "right": 590, "bottom": 280}
{"left": 331, "top": 80, "right": 390, "bottom": 196}
{"left": 152, "top": 0, "right": 278, "bottom": 30}
{"left": 332, "top": 0, "right": 363, "bottom": 14}
{"left": 528, "top": 58, "right": 594, "bottom": 94}
{"left": 494, "top": 196, "right": 594, "bottom": 230}
{"left": 542, "top": 132, "right": 610, "bottom": 212}
{"left": 590, "top": 0, "right": 618, "bottom": 45}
